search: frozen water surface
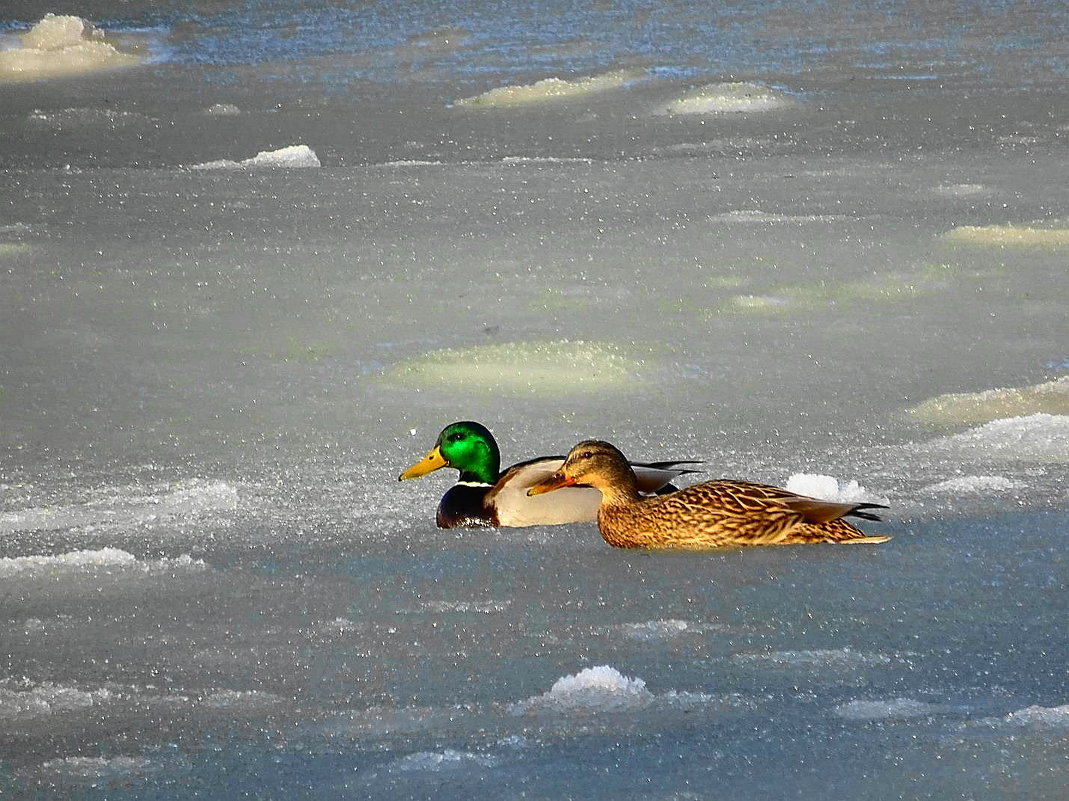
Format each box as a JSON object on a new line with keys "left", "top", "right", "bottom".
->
{"left": 1, "top": 0, "right": 1068, "bottom": 798}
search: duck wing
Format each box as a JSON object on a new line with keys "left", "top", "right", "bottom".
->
{"left": 488, "top": 458, "right": 602, "bottom": 527}
{"left": 709, "top": 480, "right": 887, "bottom": 522}
{"left": 631, "top": 460, "right": 702, "bottom": 495}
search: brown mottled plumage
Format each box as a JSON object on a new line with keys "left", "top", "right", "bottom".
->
{"left": 527, "top": 440, "right": 891, "bottom": 549}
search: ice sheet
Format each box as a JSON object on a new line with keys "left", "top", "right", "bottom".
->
{"left": 1, "top": 1, "right": 1068, "bottom": 798}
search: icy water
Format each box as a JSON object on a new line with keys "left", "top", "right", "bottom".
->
{"left": 2, "top": 1, "right": 1069, "bottom": 799}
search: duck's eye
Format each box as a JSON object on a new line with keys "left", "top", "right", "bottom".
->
{"left": 579, "top": 450, "right": 593, "bottom": 460}
{"left": 450, "top": 433, "right": 464, "bottom": 443}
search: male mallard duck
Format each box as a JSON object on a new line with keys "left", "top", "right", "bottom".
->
{"left": 399, "top": 421, "right": 700, "bottom": 528}
{"left": 527, "top": 440, "right": 890, "bottom": 549}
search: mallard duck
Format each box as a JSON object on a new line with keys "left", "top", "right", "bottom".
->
{"left": 527, "top": 440, "right": 890, "bottom": 549}
{"left": 399, "top": 421, "right": 700, "bottom": 528}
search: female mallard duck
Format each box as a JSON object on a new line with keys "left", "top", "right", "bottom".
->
{"left": 528, "top": 440, "right": 890, "bottom": 549}
{"left": 399, "top": 421, "right": 699, "bottom": 528}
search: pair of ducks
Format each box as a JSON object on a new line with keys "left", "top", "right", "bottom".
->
{"left": 400, "top": 421, "right": 890, "bottom": 549}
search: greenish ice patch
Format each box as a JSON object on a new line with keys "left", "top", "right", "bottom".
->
{"left": 379, "top": 339, "right": 651, "bottom": 396}
{"left": 942, "top": 224, "right": 1069, "bottom": 247}
{"left": 910, "top": 377, "right": 1069, "bottom": 425}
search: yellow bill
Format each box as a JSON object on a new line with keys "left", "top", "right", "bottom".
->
{"left": 399, "top": 446, "right": 448, "bottom": 480}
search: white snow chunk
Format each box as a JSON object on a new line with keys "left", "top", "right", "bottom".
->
{"left": 0, "top": 14, "right": 137, "bottom": 80}
{"left": 509, "top": 666, "right": 654, "bottom": 714}
{"left": 785, "top": 474, "right": 888, "bottom": 505}
{"left": 192, "top": 144, "right": 320, "bottom": 170}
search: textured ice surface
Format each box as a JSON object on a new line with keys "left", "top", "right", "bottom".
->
{"left": 943, "top": 224, "right": 1069, "bottom": 246}
{"left": 38, "top": 756, "right": 154, "bottom": 779}
{"left": 614, "top": 619, "right": 709, "bottom": 641}
{"left": 834, "top": 698, "right": 953, "bottom": 720}
{"left": 0, "top": 548, "right": 203, "bottom": 576}
{"left": 733, "top": 648, "right": 893, "bottom": 670}
{"left": 1001, "top": 704, "right": 1069, "bottom": 730}
{"left": 0, "top": 682, "right": 110, "bottom": 720}
{"left": 385, "top": 749, "right": 497, "bottom": 773}
{"left": 909, "top": 414, "right": 1069, "bottom": 461}
{"left": 0, "top": 479, "right": 239, "bottom": 535}
{"left": 922, "top": 475, "right": 1024, "bottom": 494}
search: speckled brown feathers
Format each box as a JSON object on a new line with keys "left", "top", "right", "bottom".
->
{"left": 527, "top": 440, "right": 890, "bottom": 550}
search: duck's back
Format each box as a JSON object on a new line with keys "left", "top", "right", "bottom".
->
{"left": 597, "top": 479, "right": 887, "bottom": 549}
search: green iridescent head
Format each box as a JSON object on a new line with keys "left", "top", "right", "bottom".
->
{"left": 399, "top": 421, "right": 502, "bottom": 485}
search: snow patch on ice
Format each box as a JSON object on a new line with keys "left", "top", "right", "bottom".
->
{"left": 910, "top": 377, "right": 1069, "bottom": 425}
{"left": 722, "top": 294, "right": 791, "bottom": 313}
{"left": 28, "top": 107, "right": 150, "bottom": 130}
{"left": 313, "top": 705, "right": 463, "bottom": 738}
{"left": 1002, "top": 704, "right": 1069, "bottom": 729}
{"left": 658, "top": 82, "right": 793, "bottom": 115}
{"left": 0, "top": 682, "right": 111, "bottom": 720}
{"left": 0, "top": 548, "right": 204, "bottom": 577}
{"left": 909, "top": 414, "right": 1069, "bottom": 462}
{"left": 191, "top": 144, "right": 321, "bottom": 170}
{"left": 38, "top": 755, "right": 154, "bottom": 779}
{"left": 381, "top": 340, "right": 647, "bottom": 396}
{"left": 943, "top": 224, "right": 1069, "bottom": 247}
{"left": 933, "top": 183, "right": 988, "bottom": 197}
{"left": 614, "top": 619, "right": 716, "bottom": 641}
{"left": 422, "top": 600, "right": 511, "bottom": 614}
{"left": 202, "top": 689, "right": 283, "bottom": 709}
{"left": 922, "top": 475, "right": 1024, "bottom": 494}
{"left": 509, "top": 666, "right": 654, "bottom": 714}
{"left": 204, "top": 102, "right": 241, "bottom": 116}
{"left": 734, "top": 648, "right": 893, "bottom": 670}
{"left": 708, "top": 209, "right": 850, "bottom": 224}
{"left": 0, "top": 479, "right": 240, "bottom": 534}
{"left": 0, "top": 14, "right": 138, "bottom": 81}
{"left": 834, "top": 698, "right": 952, "bottom": 720}
{"left": 455, "top": 69, "right": 644, "bottom": 107}
{"left": 785, "top": 474, "right": 888, "bottom": 505}
{"left": 386, "top": 749, "right": 497, "bottom": 773}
